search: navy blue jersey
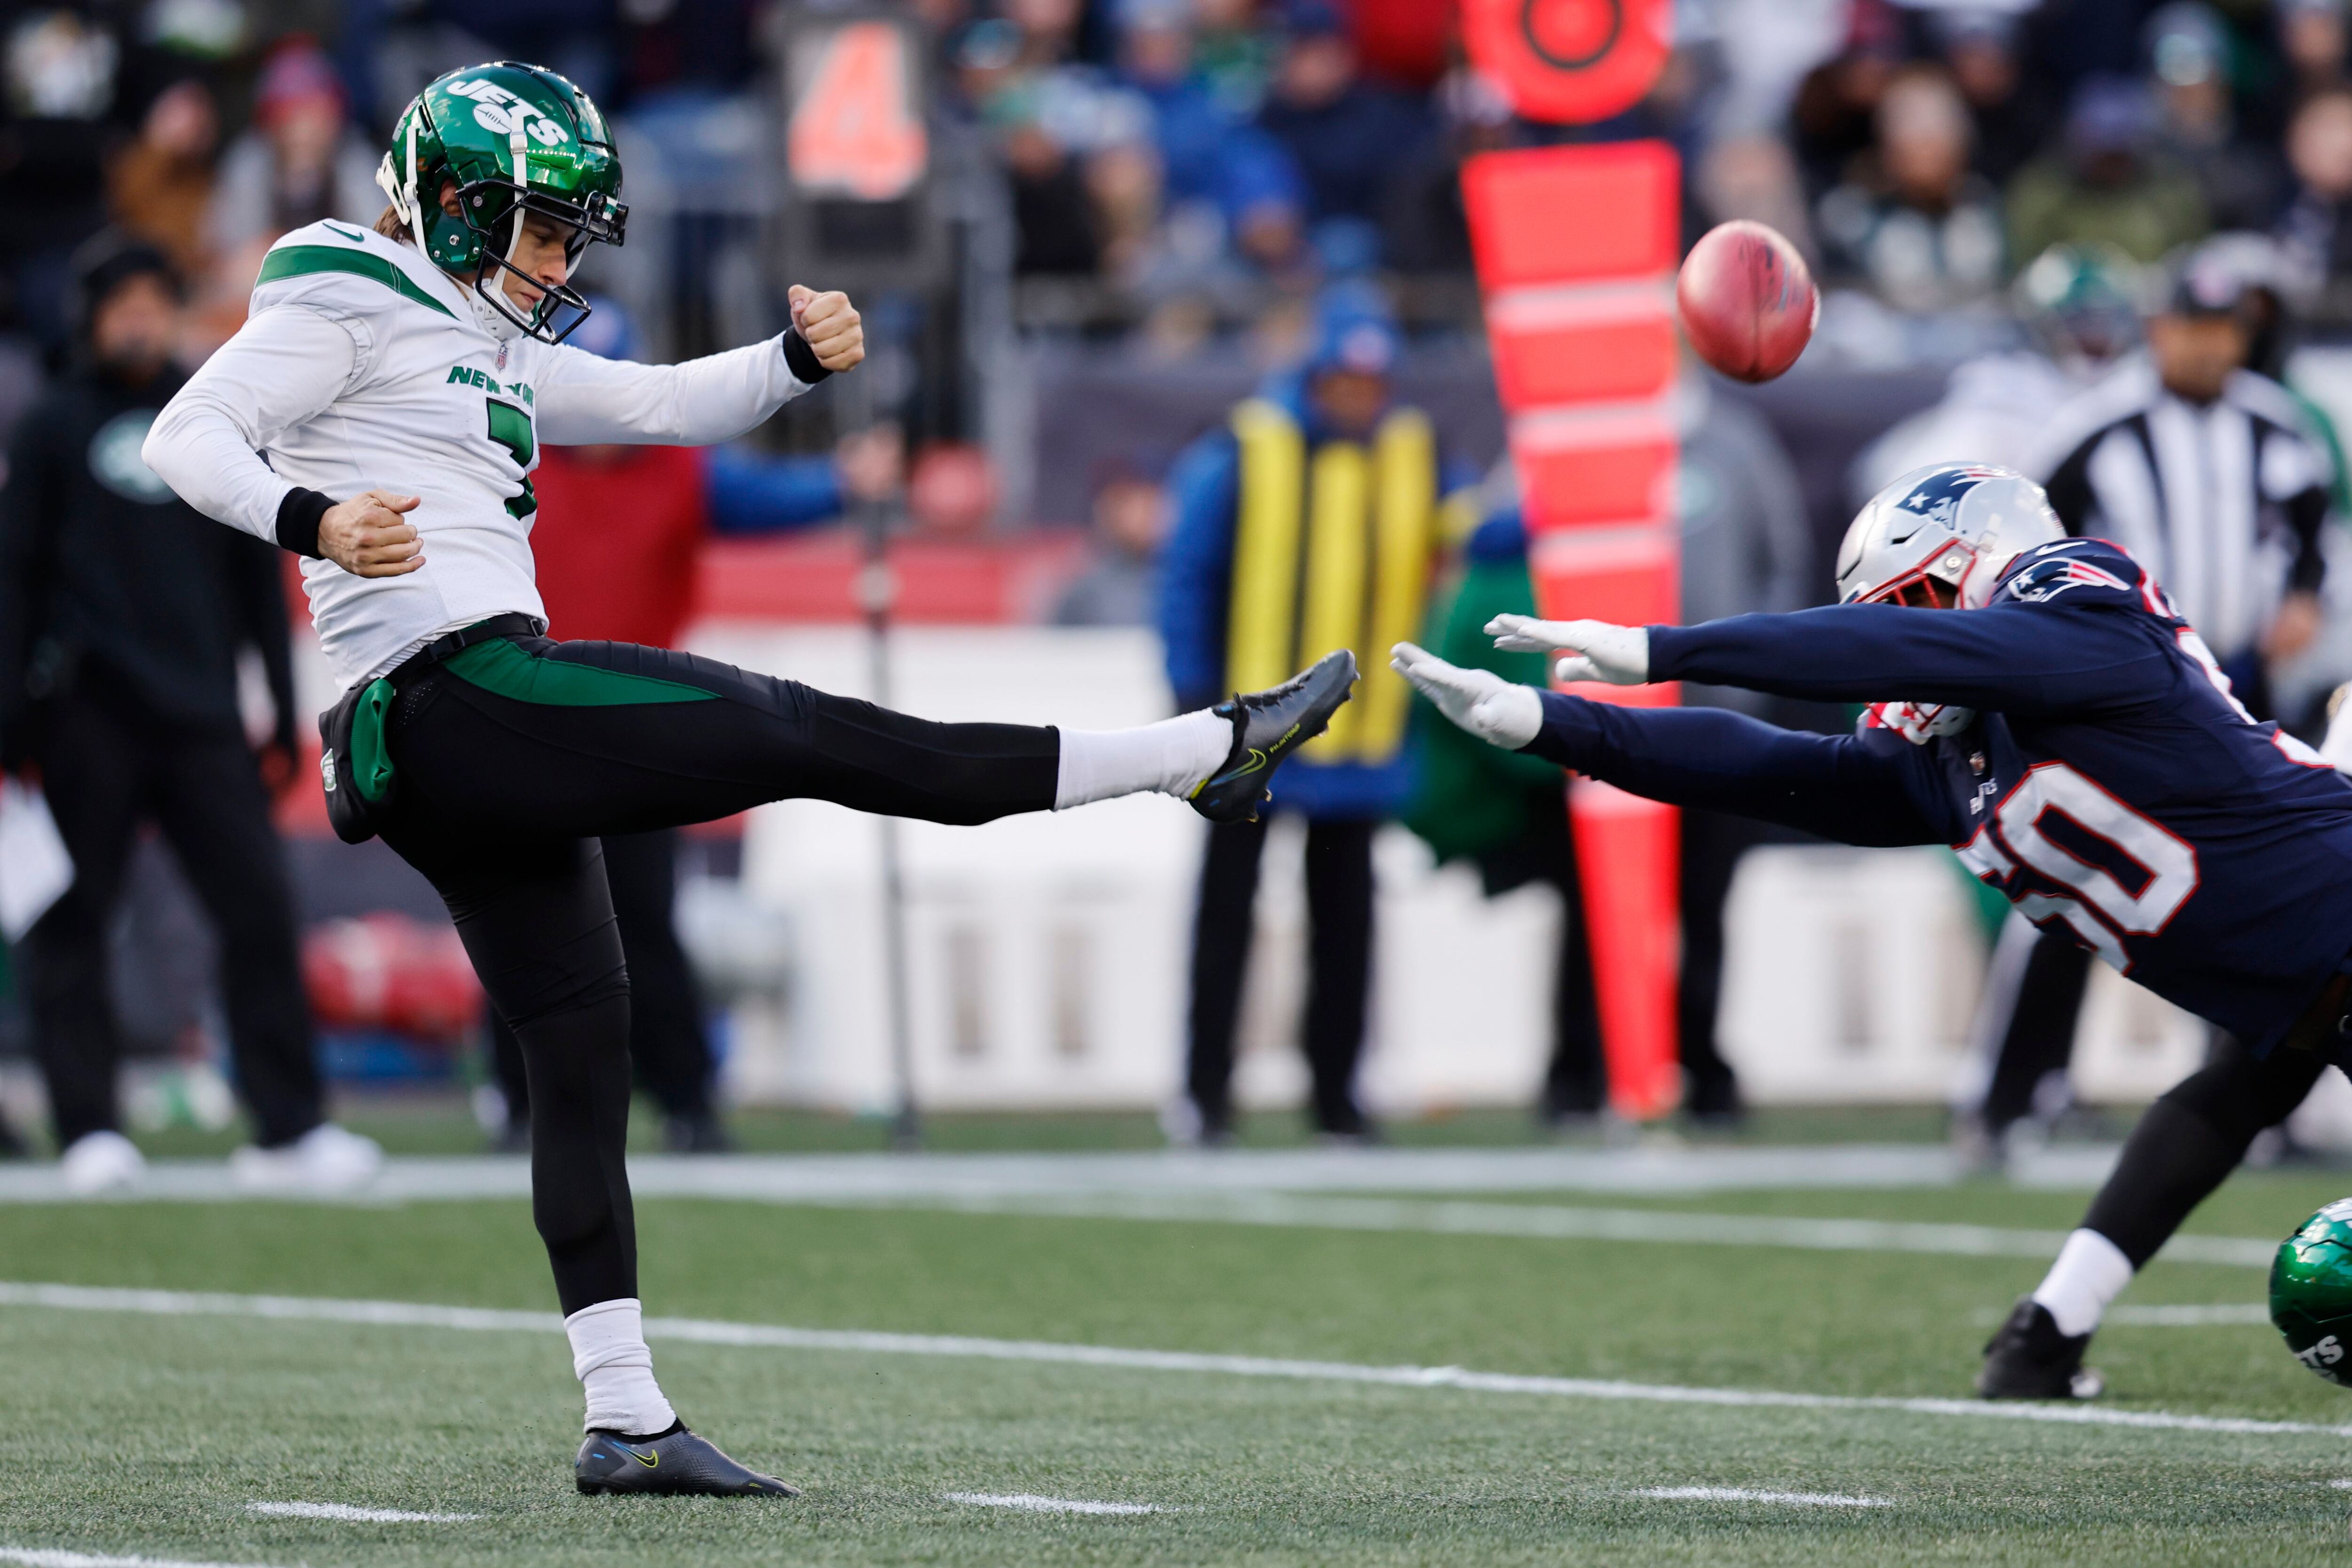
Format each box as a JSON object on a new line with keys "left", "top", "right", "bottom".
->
{"left": 1523, "top": 537, "right": 2352, "bottom": 1051}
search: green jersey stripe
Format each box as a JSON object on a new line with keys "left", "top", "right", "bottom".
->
{"left": 254, "top": 245, "right": 457, "bottom": 319}
{"left": 443, "top": 638, "right": 719, "bottom": 707}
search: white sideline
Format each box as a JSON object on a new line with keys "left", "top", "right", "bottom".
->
{"left": 246, "top": 1501, "right": 478, "bottom": 1523}
{"left": 2104, "top": 1304, "right": 2273, "bottom": 1326}
{"left": 0, "top": 1143, "right": 2128, "bottom": 1206}
{"left": 0, "top": 1551, "right": 287, "bottom": 1568}
{"left": 2, "top": 1280, "right": 2347, "bottom": 1443}
{"left": 943, "top": 1493, "right": 1161, "bottom": 1514}
{"left": 1630, "top": 1487, "right": 1891, "bottom": 1507}
{"left": 822, "top": 1189, "right": 2278, "bottom": 1269}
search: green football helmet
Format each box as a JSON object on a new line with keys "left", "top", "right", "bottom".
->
{"left": 2011, "top": 242, "right": 2142, "bottom": 366}
{"left": 375, "top": 60, "right": 627, "bottom": 344}
{"left": 2271, "top": 1198, "right": 2352, "bottom": 1384}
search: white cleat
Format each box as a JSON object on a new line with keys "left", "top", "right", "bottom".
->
{"left": 58, "top": 1130, "right": 145, "bottom": 1195}
{"left": 230, "top": 1122, "right": 383, "bottom": 1194}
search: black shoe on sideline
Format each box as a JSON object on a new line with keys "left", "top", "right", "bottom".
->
{"left": 1190, "top": 651, "right": 1358, "bottom": 825}
{"left": 575, "top": 1424, "right": 799, "bottom": 1496}
{"left": 1976, "top": 1297, "right": 2104, "bottom": 1400}
{"left": 663, "top": 1111, "right": 734, "bottom": 1154}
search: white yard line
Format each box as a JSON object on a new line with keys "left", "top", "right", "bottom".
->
{"left": 943, "top": 1493, "right": 1162, "bottom": 1514}
{"left": 1, "top": 1279, "right": 2345, "bottom": 1443}
{"left": 823, "top": 1188, "right": 2276, "bottom": 1268}
{"left": 0, "top": 1550, "right": 289, "bottom": 1568}
{"left": 0, "top": 1143, "right": 2126, "bottom": 1206}
{"left": 1975, "top": 1303, "right": 2275, "bottom": 1327}
{"left": 246, "top": 1501, "right": 478, "bottom": 1523}
{"left": 2105, "top": 1304, "right": 2273, "bottom": 1326}
{"left": 1630, "top": 1487, "right": 1891, "bottom": 1507}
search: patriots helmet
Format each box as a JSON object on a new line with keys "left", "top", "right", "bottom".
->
{"left": 1836, "top": 463, "right": 2064, "bottom": 612}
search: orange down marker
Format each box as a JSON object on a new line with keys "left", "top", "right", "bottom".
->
{"left": 1464, "top": 142, "right": 1684, "bottom": 1121}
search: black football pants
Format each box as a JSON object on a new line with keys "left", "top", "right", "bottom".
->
{"left": 2082, "top": 1031, "right": 2333, "bottom": 1270}
{"left": 1186, "top": 815, "right": 1374, "bottom": 1137}
{"left": 377, "top": 634, "right": 1059, "bottom": 1316}
{"left": 23, "top": 690, "right": 321, "bottom": 1149}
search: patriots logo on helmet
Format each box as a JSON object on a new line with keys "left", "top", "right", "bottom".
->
{"left": 1890, "top": 466, "right": 1999, "bottom": 536}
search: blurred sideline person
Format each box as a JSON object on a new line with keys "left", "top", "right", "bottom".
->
{"left": 1853, "top": 242, "right": 2145, "bottom": 495}
{"left": 1418, "top": 383, "right": 1811, "bottom": 1130}
{"left": 1668, "top": 374, "right": 1816, "bottom": 1122}
{"left": 1054, "top": 461, "right": 1168, "bottom": 627}
{"left": 1402, "top": 496, "right": 1607, "bottom": 1126}
{"left": 1961, "top": 242, "right": 2336, "bottom": 1158}
{"left": 0, "top": 235, "right": 376, "bottom": 1195}
{"left": 141, "top": 62, "right": 1351, "bottom": 1494}
{"left": 1160, "top": 284, "right": 1463, "bottom": 1142}
{"left": 1395, "top": 461, "right": 2352, "bottom": 1404}
{"left": 484, "top": 300, "right": 902, "bottom": 1155}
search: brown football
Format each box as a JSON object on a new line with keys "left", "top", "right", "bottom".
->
{"left": 1675, "top": 220, "right": 1818, "bottom": 384}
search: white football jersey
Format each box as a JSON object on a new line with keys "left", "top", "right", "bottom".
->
{"left": 146, "top": 219, "right": 816, "bottom": 690}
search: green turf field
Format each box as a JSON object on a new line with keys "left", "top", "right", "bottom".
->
{"left": 6, "top": 1154, "right": 2352, "bottom": 1565}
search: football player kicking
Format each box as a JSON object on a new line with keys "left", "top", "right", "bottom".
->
{"left": 142, "top": 62, "right": 1354, "bottom": 1496}
{"left": 1396, "top": 461, "right": 2352, "bottom": 1403}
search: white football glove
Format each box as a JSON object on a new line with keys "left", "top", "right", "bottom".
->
{"left": 1484, "top": 614, "right": 1651, "bottom": 686}
{"left": 2323, "top": 680, "right": 2352, "bottom": 774}
{"left": 1864, "top": 700, "right": 1977, "bottom": 745}
{"left": 1391, "top": 643, "right": 1543, "bottom": 750}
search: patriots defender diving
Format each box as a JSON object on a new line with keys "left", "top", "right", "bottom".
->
{"left": 1396, "top": 461, "right": 2352, "bottom": 1402}
{"left": 141, "top": 61, "right": 1354, "bottom": 1496}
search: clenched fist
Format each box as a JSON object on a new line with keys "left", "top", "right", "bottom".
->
{"left": 320, "top": 489, "right": 424, "bottom": 577}
{"left": 788, "top": 285, "right": 865, "bottom": 373}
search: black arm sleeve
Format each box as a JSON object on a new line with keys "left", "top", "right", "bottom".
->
{"left": 1521, "top": 693, "right": 1951, "bottom": 846}
{"left": 2041, "top": 432, "right": 2098, "bottom": 536}
{"left": 0, "top": 406, "right": 61, "bottom": 750}
{"left": 2285, "top": 483, "right": 2329, "bottom": 594}
{"left": 224, "top": 529, "right": 298, "bottom": 752}
{"left": 1646, "top": 601, "right": 2169, "bottom": 714}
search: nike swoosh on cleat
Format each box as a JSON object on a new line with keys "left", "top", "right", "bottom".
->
{"left": 623, "top": 1447, "right": 659, "bottom": 1468}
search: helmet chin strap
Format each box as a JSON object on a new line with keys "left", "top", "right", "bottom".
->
{"left": 468, "top": 281, "right": 526, "bottom": 344}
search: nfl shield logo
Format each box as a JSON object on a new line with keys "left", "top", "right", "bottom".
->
{"left": 496, "top": 342, "right": 510, "bottom": 372}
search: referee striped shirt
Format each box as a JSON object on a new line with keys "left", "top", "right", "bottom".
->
{"left": 2034, "top": 357, "right": 2330, "bottom": 665}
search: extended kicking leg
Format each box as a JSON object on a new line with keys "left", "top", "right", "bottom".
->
{"left": 388, "top": 635, "right": 1357, "bottom": 838}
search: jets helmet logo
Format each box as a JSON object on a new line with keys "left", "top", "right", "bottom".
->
{"left": 443, "top": 77, "right": 572, "bottom": 147}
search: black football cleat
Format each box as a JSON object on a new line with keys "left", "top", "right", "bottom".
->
{"left": 1976, "top": 1297, "right": 2104, "bottom": 1400}
{"left": 1189, "top": 650, "right": 1359, "bottom": 824}
{"left": 574, "top": 1424, "right": 800, "bottom": 1497}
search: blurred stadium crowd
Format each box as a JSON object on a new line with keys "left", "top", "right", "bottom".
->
{"left": 14, "top": 0, "right": 2352, "bottom": 1161}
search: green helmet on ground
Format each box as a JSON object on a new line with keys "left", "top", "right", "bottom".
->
{"left": 375, "top": 60, "right": 627, "bottom": 343}
{"left": 2270, "top": 1198, "right": 2352, "bottom": 1385}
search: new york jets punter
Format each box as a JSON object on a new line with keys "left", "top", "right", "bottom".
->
{"left": 143, "top": 61, "right": 1354, "bottom": 1497}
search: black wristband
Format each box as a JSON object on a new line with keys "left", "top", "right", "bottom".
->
{"left": 782, "top": 327, "right": 832, "bottom": 385}
{"left": 275, "top": 487, "right": 334, "bottom": 559}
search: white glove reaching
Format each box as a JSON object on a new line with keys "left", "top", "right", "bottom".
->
{"left": 1485, "top": 614, "right": 1651, "bottom": 686}
{"left": 1391, "top": 642, "right": 1544, "bottom": 750}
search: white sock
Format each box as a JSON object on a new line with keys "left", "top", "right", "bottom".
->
{"left": 566, "top": 1298, "right": 678, "bottom": 1436}
{"left": 1053, "top": 709, "right": 1231, "bottom": 809}
{"left": 2030, "top": 1228, "right": 2134, "bottom": 1337}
